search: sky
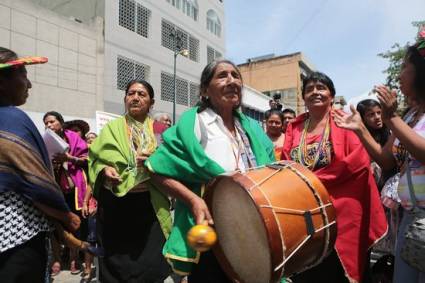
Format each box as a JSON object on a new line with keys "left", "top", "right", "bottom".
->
{"left": 224, "top": 0, "right": 425, "bottom": 100}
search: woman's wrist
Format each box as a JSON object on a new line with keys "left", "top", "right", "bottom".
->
{"left": 384, "top": 115, "right": 401, "bottom": 129}
{"left": 354, "top": 122, "right": 367, "bottom": 136}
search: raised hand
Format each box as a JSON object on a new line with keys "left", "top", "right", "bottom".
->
{"left": 332, "top": 105, "right": 363, "bottom": 131}
{"left": 375, "top": 85, "right": 397, "bottom": 121}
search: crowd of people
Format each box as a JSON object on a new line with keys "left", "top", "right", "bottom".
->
{"left": 0, "top": 25, "right": 424, "bottom": 283}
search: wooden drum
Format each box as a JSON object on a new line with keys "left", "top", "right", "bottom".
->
{"left": 204, "top": 161, "right": 337, "bottom": 283}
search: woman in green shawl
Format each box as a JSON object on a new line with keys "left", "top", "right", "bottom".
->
{"left": 88, "top": 80, "right": 172, "bottom": 283}
{"left": 146, "top": 60, "right": 275, "bottom": 282}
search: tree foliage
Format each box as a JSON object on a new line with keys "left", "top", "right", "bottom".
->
{"left": 378, "top": 21, "right": 425, "bottom": 106}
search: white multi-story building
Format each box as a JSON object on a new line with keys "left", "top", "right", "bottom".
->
{"left": 0, "top": 0, "right": 269, "bottom": 132}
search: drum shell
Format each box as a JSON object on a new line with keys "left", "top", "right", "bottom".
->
{"left": 205, "top": 162, "right": 337, "bottom": 283}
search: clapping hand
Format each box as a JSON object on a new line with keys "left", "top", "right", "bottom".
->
{"left": 332, "top": 105, "right": 363, "bottom": 131}
{"left": 374, "top": 85, "right": 398, "bottom": 121}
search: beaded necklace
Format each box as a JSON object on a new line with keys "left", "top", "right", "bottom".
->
{"left": 297, "top": 116, "right": 331, "bottom": 170}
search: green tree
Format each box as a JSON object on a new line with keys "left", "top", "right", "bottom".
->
{"left": 378, "top": 21, "right": 425, "bottom": 106}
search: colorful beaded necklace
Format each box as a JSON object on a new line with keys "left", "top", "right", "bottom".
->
{"left": 297, "top": 116, "right": 331, "bottom": 170}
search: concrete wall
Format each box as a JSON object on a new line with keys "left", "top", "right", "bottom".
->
{"left": 0, "top": 0, "right": 104, "bottom": 131}
{"left": 32, "top": 0, "right": 104, "bottom": 23}
{"left": 103, "top": 0, "right": 226, "bottom": 118}
{"left": 238, "top": 53, "right": 312, "bottom": 114}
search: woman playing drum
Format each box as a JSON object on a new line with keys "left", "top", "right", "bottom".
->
{"left": 282, "top": 72, "right": 387, "bottom": 282}
{"left": 146, "top": 60, "right": 275, "bottom": 282}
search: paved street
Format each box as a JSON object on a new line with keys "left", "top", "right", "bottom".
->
{"left": 50, "top": 263, "right": 179, "bottom": 283}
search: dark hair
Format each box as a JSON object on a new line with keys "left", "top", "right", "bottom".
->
{"left": 0, "top": 47, "right": 18, "bottom": 77}
{"left": 404, "top": 45, "right": 425, "bottom": 103}
{"left": 265, "top": 109, "right": 284, "bottom": 122}
{"left": 282, "top": 108, "right": 296, "bottom": 117}
{"left": 43, "top": 111, "right": 65, "bottom": 125}
{"left": 356, "top": 99, "right": 390, "bottom": 146}
{"left": 302, "top": 71, "right": 336, "bottom": 98}
{"left": 125, "top": 79, "right": 154, "bottom": 99}
{"left": 198, "top": 59, "right": 242, "bottom": 111}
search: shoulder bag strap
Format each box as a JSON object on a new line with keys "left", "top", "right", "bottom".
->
{"left": 405, "top": 159, "right": 418, "bottom": 208}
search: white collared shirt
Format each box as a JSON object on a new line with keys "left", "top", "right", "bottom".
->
{"left": 194, "top": 108, "right": 246, "bottom": 172}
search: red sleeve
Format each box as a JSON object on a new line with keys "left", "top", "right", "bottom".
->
{"left": 281, "top": 122, "right": 294, "bottom": 160}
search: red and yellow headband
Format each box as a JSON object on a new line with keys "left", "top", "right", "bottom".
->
{"left": 0, "top": 56, "right": 48, "bottom": 70}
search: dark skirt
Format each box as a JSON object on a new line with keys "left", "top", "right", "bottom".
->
{"left": 97, "top": 188, "right": 170, "bottom": 283}
{"left": 64, "top": 190, "right": 87, "bottom": 240}
{"left": 291, "top": 249, "right": 349, "bottom": 283}
{"left": 188, "top": 251, "right": 232, "bottom": 283}
{"left": 0, "top": 232, "right": 47, "bottom": 283}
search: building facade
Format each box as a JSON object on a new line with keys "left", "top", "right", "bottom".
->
{"left": 1, "top": 0, "right": 250, "bottom": 132}
{"left": 238, "top": 52, "right": 315, "bottom": 114}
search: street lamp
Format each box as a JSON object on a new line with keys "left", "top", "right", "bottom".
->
{"left": 170, "top": 28, "right": 189, "bottom": 125}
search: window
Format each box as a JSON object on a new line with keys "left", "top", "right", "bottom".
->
{"left": 161, "top": 20, "right": 200, "bottom": 63}
{"left": 207, "top": 46, "right": 222, "bottom": 63}
{"left": 117, "top": 56, "right": 150, "bottom": 90}
{"left": 136, "top": 3, "right": 151, "bottom": 37}
{"left": 242, "top": 107, "right": 264, "bottom": 122}
{"left": 161, "top": 71, "right": 198, "bottom": 106}
{"left": 176, "top": 77, "right": 188, "bottom": 105}
{"left": 189, "top": 36, "right": 199, "bottom": 62}
{"left": 119, "top": 0, "right": 151, "bottom": 38}
{"left": 161, "top": 72, "right": 188, "bottom": 106}
{"left": 207, "top": 9, "right": 221, "bottom": 37}
{"left": 161, "top": 72, "right": 174, "bottom": 103}
{"left": 189, "top": 83, "right": 200, "bottom": 106}
{"left": 167, "top": 0, "right": 198, "bottom": 21}
{"left": 119, "top": 0, "right": 135, "bottom": 32}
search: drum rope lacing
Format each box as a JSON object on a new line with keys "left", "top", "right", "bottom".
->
{"left": 243, "top": 161, "right": 335, "bottom": 273}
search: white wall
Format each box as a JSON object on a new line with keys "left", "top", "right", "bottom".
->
{"left": 0, "top": 0, "right": 104, "bottom": 124}
{"left": 103, "top": 0, "right": 226, "bottom": 117}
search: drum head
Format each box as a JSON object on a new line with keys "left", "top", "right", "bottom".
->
{"left": 210, "top": 177, "right": 272, "bottom": 283}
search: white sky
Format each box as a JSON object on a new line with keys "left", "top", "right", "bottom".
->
{"left": 224, "top": 0, "right": 425, "bottom": 100}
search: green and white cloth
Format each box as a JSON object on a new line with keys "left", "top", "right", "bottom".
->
{"left": 146, "top": 107, "right": 275, "bottom": 275}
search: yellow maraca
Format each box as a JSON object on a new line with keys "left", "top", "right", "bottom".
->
{"left": 187, "top": 222, "right": 217, "bottom": 252}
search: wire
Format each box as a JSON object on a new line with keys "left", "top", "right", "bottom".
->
{"left": 282, "top": 0, "right": 330, "bottom": 52}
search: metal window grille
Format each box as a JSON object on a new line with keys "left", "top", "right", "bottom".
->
{"left": 134, "top": 63, "right": 148, "bottom": 81}
{"left": 176, "top": 77, "right": 188, "bottom": 106}
{"left": 161, "top": 71, "right": 189, "bottom": 106}
{"left": 189, "top": 36, "right": 199, "bottom": 62}
{"left": 215, "top": 50, "right": 222, "bottom": 60}
{"left": 207, "top": 46, "right": 214, "bottom": 64}
{"left": 161, "top": 20, "right": 199, "bottom": 62}
{"left": 168, "top": 0, "right": 197, "bottom": 21}
{"left": 161, "top": 72, "right": 174, "bottom": 103}
{"left": 119, "top": 0, "right": 135, "bottom": 32}
{"left": 189, "top": 83, "right": 200, "bottom": 107}
{"left": 207, "top": 46, "right": 223, "bottom": 63}
{"left": 161, "top": 20, "right": 175, "bottom": 51}
{"left": 136, "top": 3, "right": 150, "bottom": 38}
{"left": 117, "top": 56, "right": 150, "bottom": 91}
